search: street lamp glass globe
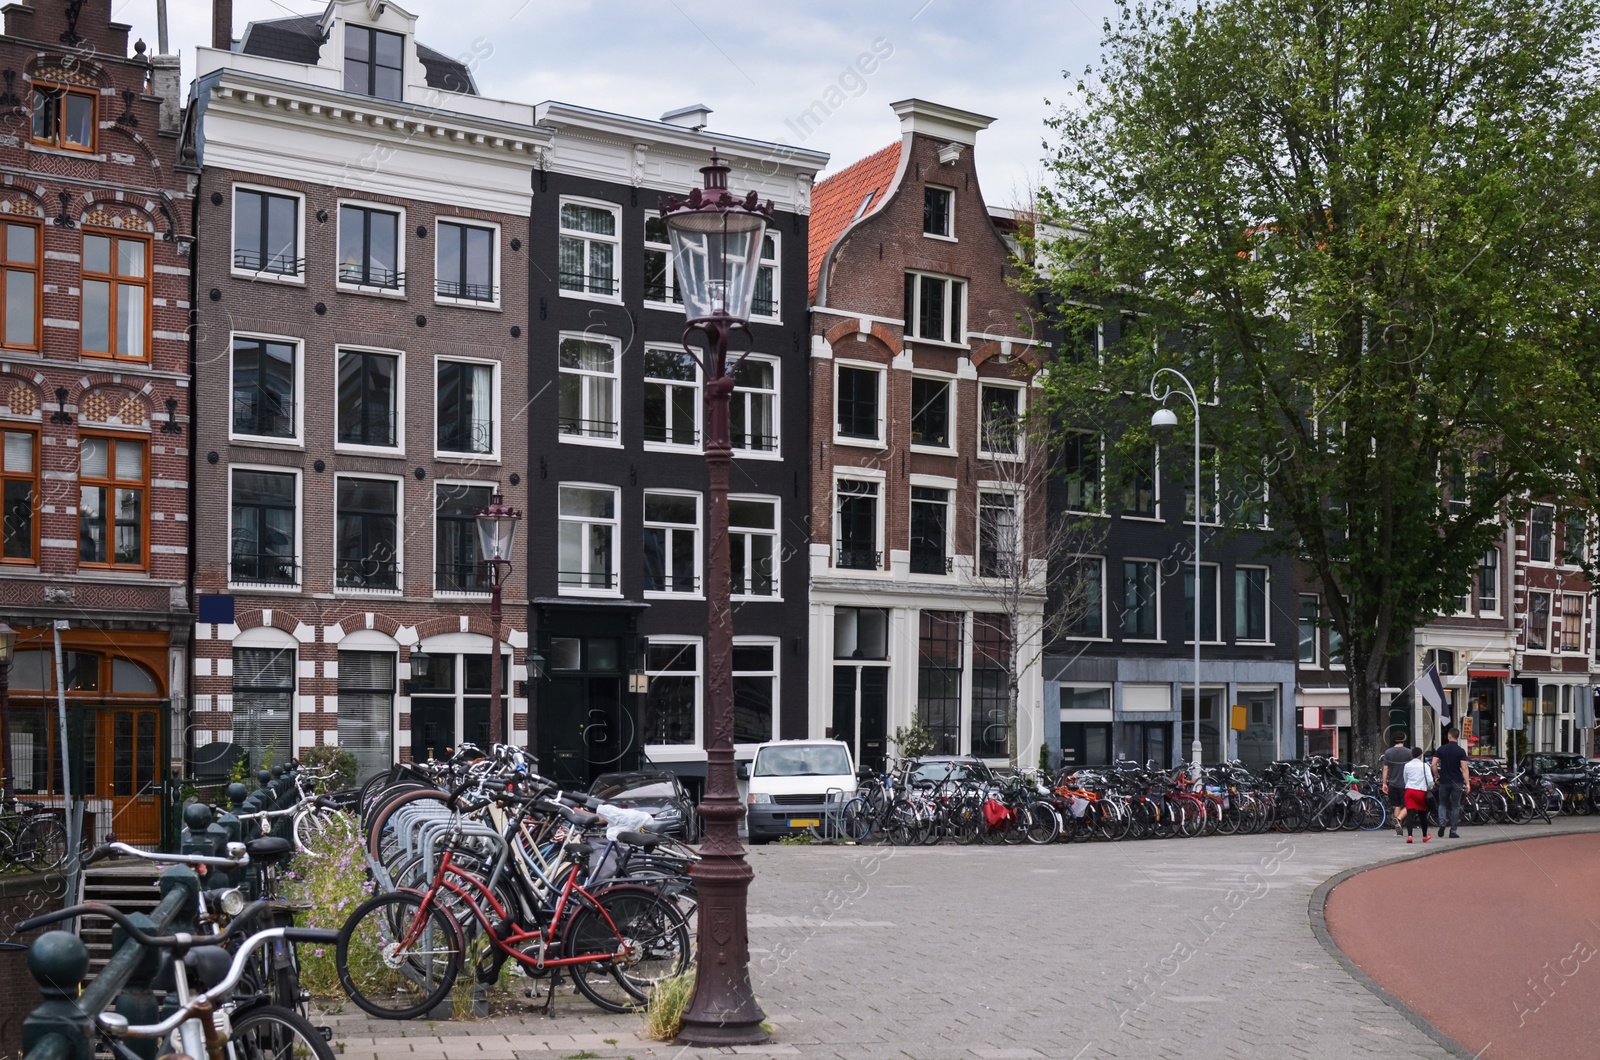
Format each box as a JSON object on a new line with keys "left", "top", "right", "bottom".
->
{"left": 1151, "top": 406, "right": 1179, "bottom": 429}
{"left": 662, "top": 152, "right": 769, "bottom": 323}
{"left": 0, "top": 621, "right": 15, "bottom": 664}
{"left": 475, "top": 493, "right": 522, "bottom": 564}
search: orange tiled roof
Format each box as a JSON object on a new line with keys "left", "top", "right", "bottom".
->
{"left": 808, "top": 140, "right": 901, "bottom": 303}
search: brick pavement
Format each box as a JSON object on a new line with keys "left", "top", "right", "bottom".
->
{"left": 318, "top": 817, "right": 1600, "bottom": 1059}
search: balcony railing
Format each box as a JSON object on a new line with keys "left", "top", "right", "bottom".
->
{"left": 643, "top": 572, "right": 700, "bottom": 594}
{"left": 732, "top": 431, "right": 778, "bottom": 453}
{"left": 752, "top": 292, "right": 777, "bottom": 317}
{"left": 910, "top": 551, "right": 953, "bottom": 575}
{"left": 233, "top": 249, "right": 304, "bottom": 276}
{"left": 559, "top": 569, "right": 618, "bottom": 590}
{"left": 435, "top": 279, "right": 498, "bottom": 302}
{"left": 558, "top": 271, "right": 619, "bottom": 296}
{"left": 337, "top": 557, "right": 400, "bottom": 592}
{"left": 338, "top": 263, "right": 403, "bottom": 289}
{"left": 231, "top": 553, "right": 300, "bottom": 588}
{"left": 558, "top": 415, "right": 618, "bottom": 440}
{"left": 436, "top": 562, "right": 490, "bottom": 593}
{"left": 232, "top": 394, "right": 296, "bottom": 439}
{"left": 643, "top": 423, "right": 700, "bottom": 446}
{"left": 835, "top": 547, "right": 881, "bottom": 572}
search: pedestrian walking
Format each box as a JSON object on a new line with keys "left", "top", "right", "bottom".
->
{"left": 1432, "top": 724, "right": 1470, "bottom": 838}
{"left": 1402, "top": 746, "right": 1434, "bottom": 843}
{"left": 1380, "top": 732, "right": 1411, "bottom": 836}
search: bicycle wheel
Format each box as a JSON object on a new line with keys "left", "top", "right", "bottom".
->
{"left": 1354, "top": 795, "right": 1387, "bottom": 831}
{"left": 18, "top": 817, "right": 68, "bottom": 870}
{"left": 565, "top": 886, "right": 691, "bottom": 1013}
{"left": 840, "top": 797, "right": 872, "bottom": 842}
{"left": 1024, "top": 802, "right": 1060, "bottom": 845}
{"left": 952, "top": 804, "right": 983, "bottom": 845}
{"left": 336, "top": 891, "right": 462, "bottom": 1019}
{"left": 225, "top": 1004, "right": 334, "bottom": 1060}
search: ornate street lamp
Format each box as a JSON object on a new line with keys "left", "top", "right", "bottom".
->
{"left": 1150, "top": 368, "right": 1203, "bottom": 782}
{"left": 475, "top": 493, "right": 522, "bottom": 749}
{"left": 0, "top": 621, "right": 15, "bottom": 803}
{"left": 660, "top": 150, "right": 772, "bottom": 1046}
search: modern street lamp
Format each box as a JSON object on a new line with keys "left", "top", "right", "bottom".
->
{"left": 660, "top": 150, "right": 771, "bottom": 1046}
{"left": 476, "top": 493, "right": 522, "bottom": 749}
{"left": 1150, "top": 368, "right": 1203, "bottom": 783}
{"left": 0, "top": 621, "right": 15, "bottom": 803}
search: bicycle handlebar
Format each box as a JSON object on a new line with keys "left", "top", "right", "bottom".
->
{"left": 17, "top": 899, "right": 282, "bottom": 947}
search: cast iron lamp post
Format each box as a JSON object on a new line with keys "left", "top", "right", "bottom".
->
{"left": 0, "top": 621, "right": 15, "bottom": 802}
{"left": 660, "top": 150, "right": 771, "bottom": 1046}
{"left": 476, "top": 493, "right": 522, "bottom": 749}
{"left": 1150, "top": 368, "right": 1204, "bottom": 783}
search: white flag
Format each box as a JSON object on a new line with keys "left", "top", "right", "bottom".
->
{"left": 1419, "top": 663, "right": 1448, "bottom": 723}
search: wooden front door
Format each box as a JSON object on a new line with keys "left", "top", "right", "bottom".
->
{"left": 101, "top": 708, "right": 161, "bottom": 845}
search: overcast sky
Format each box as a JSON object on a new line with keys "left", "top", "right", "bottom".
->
{"left": 124, "top": 0, "right": 1115, "bottom": 203}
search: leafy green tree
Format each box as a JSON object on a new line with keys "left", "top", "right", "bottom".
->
{"left": 1032, "top": 0, "right": 1600, "bottom": 761}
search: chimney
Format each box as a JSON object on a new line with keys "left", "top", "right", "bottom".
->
{"left": 211, "top": 0, "right": 231, "bottom": 50}
{"left": 2, "top": 4, "right": 37, "bottom": 40}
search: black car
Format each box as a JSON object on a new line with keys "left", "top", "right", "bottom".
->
{"left": 900, "top": 756, "right": 995, "bottom": 788}
{"left": 589, "top": 771, "right": 700, "bottom": 843}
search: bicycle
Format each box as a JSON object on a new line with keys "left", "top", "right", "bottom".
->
{"left": 0, "top": 799, "right": 70, "bottom": 870}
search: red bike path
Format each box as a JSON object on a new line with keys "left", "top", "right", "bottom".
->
{"left": 1323, "top": 830, "right": 1600, "bottom": 1060}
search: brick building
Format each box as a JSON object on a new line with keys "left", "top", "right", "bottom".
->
{"left": 1509, "top": 504, "right": 1596, "bottom": 756}
{"left": 0, "top": 0, "right": 192, "bottom": 845}
{"left": 806, "top": 99, "right": 1048, "bottom": 770}
{"left": 184, "top": 0, "right": 546, "bottom": 782}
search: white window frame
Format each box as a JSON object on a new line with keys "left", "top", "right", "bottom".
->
{"left": 1184, "top": 443, "right": 1221, "bottom": 526}
{"left": 335, "top": 198, "right": 406, "bottom": 297}
{"left": 1121, "top": 444, "right": 1163, "bottom": 522}
{"left": 922, "top": 183, "right": 956, "bottom": 241}
{"left": 732, "top": 634, "right": 781, "bottom": 747}
{"left": 230, "top": 182, "right": 305, "bottom": 285}
{"left": 1234, "top": 565, "right": 1272, "bottom": 644}
{"left": 332, "top": 471, "right": 405, "bottom": 597}
{"left": 751, "top": 229, "right": 781, "bottom": 322}
{"left": 642, "top": 210, "right": 682, "bottom": 312}
{"left": 333, "top": 345, "right": 406, "bottom": 457}
{"left": 1526, "top": 589, "right": 1553, "bottom": 652}
{"left": 643, "top": 635, "right": 703, "bottom": 760}
{"left": 642, "top": 343, "right": 702, "bottom": 454}
{"left": 227, "top": 330, "right": 304, "bottom": 448}
{"left": 432, "top": 355, "right": 500, "bottom": 462}
{"left": 1064, "top": 554, "right": 1108, "bottom": 641}
{"left": 432, "top": 478, "right": 498, "bottom": 598}
{"left": 1477, "top": 547, "right": 1500, "bottom": 616}
{"left": 557, "top": 195, "right": 622, "bottom": 303}
{"left": 1297, "top": 593, "right": 1321, "bottom": 668}
{"left": 1559, "top": 592, "right": 1586, "bottom": 654}
{"left": 227, "top": 463, "right": 302, "bottom": 593}
{"left": 1183, "top": 561, "right": 1224, "bottom": 645}
{"left": 433, "top": 217, "right": 501, "bottom": 310}
{"left": 1063, "top": 429, "right": 1104, "bottom": 515}
{"left": 1121, "top": 557, "right": 1162, "bottom": 643}
{"left": 557, "top": 331, "right": 622, "bottom": 448}
{"left": 1561, "top": 511, "right": 1588, "bottom": 569}
{"left": 731, "top": 353, "right": 781, "bottom": 460}
{"left": 976, "top": 483, "right": 1023, "bottom": 580}
{"left": 729, "top": 493, "right": 781, "bottom": 601}
{"left": 833, "top": 359, "right": 886, "bottom": 448}
{"left": 1529, "top": 504, "right": 1556, "bottom": 566}
{"left": 904, "top": 269, "right": 967, "bottom": 347}
{"left": 909, "top": 371, "right": 957, "bottom": 455}
{"left": 557, "top": 481, "right": 621, "bottom": 598}
{"left": 833, "top": 468, "right": 886, "bottom": 574}
{"left": 908, "top": 473, "right": 956, "bottom": 580}
{"left": 642, "top": 488, "right": 703, "bottom": 600}
{"left": 977, "top": 380, "right": 1025, "bottom": 461}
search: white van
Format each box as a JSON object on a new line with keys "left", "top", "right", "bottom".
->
{"left": 740, "top": 739, "right": 857, "bottom": 844}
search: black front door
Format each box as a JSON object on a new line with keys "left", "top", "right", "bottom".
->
{"left": 542, "top": 677, "right": 587, "bottom": 789}
{"left": 831, "top": 666, "right": 888, "bottom": 773}
{"left": 411, "top": 700, "right": 453, "bottom": 763}
{"left": 584, "top": 676, "right": 625, "bottom": 779}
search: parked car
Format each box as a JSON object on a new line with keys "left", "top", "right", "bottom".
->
{"left": 740, "top": 739, "right": 857, "bottom": 844}
{"left": 589, "top": 770, "right": 700, "bottom": 843}
{"left": 901, "top": 756, "right": 995, "bottom": 788}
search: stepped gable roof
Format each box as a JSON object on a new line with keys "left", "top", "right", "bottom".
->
{"left": 239, "top": 16, "right": 478, "bottom": 95}
{"left": 807, "top": 140, "right": 900, "bottom": 303}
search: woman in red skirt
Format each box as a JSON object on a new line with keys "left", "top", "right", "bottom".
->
{"left": 1401, "top": 746, "right": 1434, "bottom": 843}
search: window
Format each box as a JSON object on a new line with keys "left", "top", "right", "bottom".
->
{"left": 1561, "top": 594, "right": 1585, "bottom": 653}
{"left": 1067, "top": 556, "right": 1105, "bottom": 637}
{"left": 435, "top": 483, "right": 493, "bottom": 592}
{"left": 643, "top": 639, "right": 699, "bottom": 746}
{"left": 234, "top": 648, "right": 294, "bottom": 771}
{"left": 903, "top": 271, "right": 965, "bottom": 343}
{"left": 752, "top": 232, "right": 779, "bottom": 318}
{"left": 337, "top": 652, "right": 394, "bottom": 784}
{"left": 909, "top": 486, "right": 950, "bottom": 575}
{"left": 923, "top": 186, "right": 953, "bottom": 238}
{"left": 31, "top": 83, "right": 94, "bottom": 151}
{"left": 345, "top": 25, "right": 404, "bottom": 100}
{"left": 730, "top": 497, "right": 778, "bottom": 598}
{"left": 917, "top": 611, "right": 963, "bottom": 755}
{"left": 836, "top": 607, "right": 889, "bottom": 659}
{"left": 1527, "top": 591, "right": 1552, "bottom": 651}
{"left": 337, "top": 348, "right": 400, "bottom": 449}
{"left": 335, "top": 477, "right": 399, "bottom": 591}
{"left": 643, "top": 491, "right": 700, "bottom": 595}
{"left": 643, "top": 347, "right": 700, "bottom": 448}
{"left": 233, "top": 188, "right": 301, "bottom": 276}
{"left": 1184, "top": 563, "right": 1220, "bottom": 642}
{"left": 910, "top": 377, "right": 951, "bottom": 448}
{"left": 558, "top": 335, "right": 619, "bottom": 443}
{"left": 558, "top": 199, "right": 619, "bottom": 298}
{"left": 835, "top": 478, "right": 880, "bottom": 571}
{"left": 836, "top": 365, "right": 882, "bottom": 442}
{"left": 1298, "top": 595, "right": 1320, "bottom": 665}
{"left": 1066, "top": 319, "right": 1102, "bottom": 365}
{"left": 558, "top": 484, "right": 618, "bottom": 592}
{"left": 1120, "top": 447, "right": 1158, "bottom": 517}
{"left": 1063, "top": 431, "right": 1101, "bottom": 513}
{"left": 1235, "top": 567, "right": 1269, "bottom": 641}
{"left": 1122, "top": 560, "right": 1158, "bottom": 639}
{"left": 643, "top": 213, "right": 679, "bottom": 306}
{"left": 1478, "top": 548, "right": 1499, "bottom": 613}
{"left": 731, "top": 356, "right": 778, "bottom": 453}
{"left": 1328, "top": 619, "right": 1345, "bottom": 667}
{"left": 338, "top": 204, "right": 401, "bottom": 289}
{"left": 978, "top": 491, "right": 1019, "bottom": 578}
{"left": 972, "top": 615, "right": 1012, "bottom": 759}
{"left": 79, "top": 435, "right": 145, "bottom": 569}
{"left": 1186, "top": 445, "right": 1219, "bottom": 523}
{"left": 2, "top": 428, "right": 37, "bottom": 562}
{"left": 1562, "top": 512, "right": 1587, "bottom": 565}
{"left": 230, "top": 469, "right": 298, "bottom": 587}
{"left": 435, "top": 220, "right": 496, "bottom": 303}
{"left": 978, "top": 384, "right": 1021, "bottom": 457}
{"left": 232, "top": 336, "right": 298, "bottom": 440}
{"left": 1530, "top": 505, "right": 1554, "bottom": 563}
{"left": 82, "top": 233, "right": 148, "bottom": 361}
{"left": 0, "top": 221, "right": 38, "bottom": 349}
{"left": 733, "top": 641, "right": 777, "bottom": 744}
{"left": 435, "top": 359, "right": 495, "bottom": 456}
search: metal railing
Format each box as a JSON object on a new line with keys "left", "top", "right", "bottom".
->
{"left": 558, "top": 569, "right": 617, "bottom": 590}
{"left": 835, "top": 548, "right": 882, "bottom": 571}
{"left": 557, "top": 270, "right": 619, "bottom": 296}
{"left": 231, "top": 393, "right": 296, "bottom": 438}
{"left": 435, "top": 279, "right": 498, "bottom": 302}
{"left": 337, "top": 558, "right": 400, "bottom": 591}
{"left": 436, "top": 562, "right": 490, "bottom": 593}
{"left": 338, "top": 264, "right": 403, "bottom": 288}
{"left": 230, "top": 553, "right": 300, "bottom": 588}
{"left": 232, "top": 249, "right": 304, "bottom": 276}
{"left": 910, "top": 552, "right": 954, "bottom": 575}
{"left": 557, "top": 415, "right": 618, "bottom": 440}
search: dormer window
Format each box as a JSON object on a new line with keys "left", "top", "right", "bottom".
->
{"left": 31, "top": 84, "right": 95, "bottom": 152}
{"left": 345, "top": 26, "right": 404, "bottom": 100}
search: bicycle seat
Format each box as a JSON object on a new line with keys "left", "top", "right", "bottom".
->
{"left": 245, "top": 836, "right": 293, "bottom": 864}
{"left": 616, "top": 830, "right": 661, "bottom": 851}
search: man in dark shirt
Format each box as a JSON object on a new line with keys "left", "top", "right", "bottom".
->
{"left": 1432, "top": 726, "right": 1471, "bottom": 838}
{"left": 1380, "top": 734, "right": 1412, "bottom": 836}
